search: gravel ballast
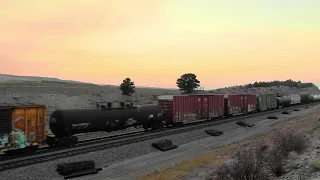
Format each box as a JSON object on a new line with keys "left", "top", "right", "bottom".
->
{"left": 0, "top": 105, "right": 318, "bottom": 180}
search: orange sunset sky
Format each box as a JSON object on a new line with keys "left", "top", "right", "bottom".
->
{"left": 0, "top": 0, "right": 319, "bottom": 89}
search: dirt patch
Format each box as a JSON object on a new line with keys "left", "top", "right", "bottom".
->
{"left": 137, "top": 145, "right": 238, "bottom": 180}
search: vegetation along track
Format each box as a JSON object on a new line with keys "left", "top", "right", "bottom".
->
{"left": 0, "top": 102, "right": 317, "bottom": 172}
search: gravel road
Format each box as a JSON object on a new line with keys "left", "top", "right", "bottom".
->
{"left": 0, "top": 105, "right": 317, "bottom": 180}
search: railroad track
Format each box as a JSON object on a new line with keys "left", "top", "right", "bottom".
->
{"left": 0, "top": 130, "right": 144, "bottom": 161}
{"left": 0, "top": 102, "right": 317, "bottom": 172}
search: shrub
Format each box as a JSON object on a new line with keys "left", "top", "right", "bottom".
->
{"left": 310, "top": 159, "right": 320, "bottom": 171}
{"left": 259, "top": 143, "right": 269, "bottom": 152}
{"left": 216, "top": 147, "right": 269, "bottom": 180}
{"left": 274, "top": 130, "right": 308, "bottom": 155}
{"left": 265, "top": 144, "right": 287, "bottom": 176}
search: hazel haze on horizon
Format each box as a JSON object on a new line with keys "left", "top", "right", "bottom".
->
{"left": 0, "top": 0, "right": 319, "bottom": 89}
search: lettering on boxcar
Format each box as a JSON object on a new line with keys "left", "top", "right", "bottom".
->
{"left": 72, "top": 122, "right": 92, "bottom": 129}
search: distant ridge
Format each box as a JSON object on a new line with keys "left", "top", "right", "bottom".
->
{"left": 0, "top": 74, "right": 94, "bottom": 85}
{"left": 0, "top": 74, "right": 176, "bottom": 89}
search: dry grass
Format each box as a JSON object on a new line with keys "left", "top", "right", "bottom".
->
{"left": 288, "top": 151, "right": 298, "bottom": 159}
{"left": 310, "top": 159, "right": 320, "bottom": 171}
{"left": 284, "top": 119, "right": 313, "bottom": 127}
{"left": 317, "top": 128, "right": 320, "bottom": 137}
{"left": 137, "top": 145, "right": 238, "bottom": 180}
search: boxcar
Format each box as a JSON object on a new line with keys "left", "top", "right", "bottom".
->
{"left": 267, "top": 94, "right": 277, "bottom": 109}
{"left": 0, "top": 105, "right": 47, "bottom": 153}
{"left": 257, "top": 94, "right": 268, "bottom": 111}
{"left": 224, "top": 94, "right": 257, "bottom": 116}
{"left": 257, "top": 94, "right": 277, "bottom": 111}
{"left": 158, "top": 94, "right": 224, "bottom": 125}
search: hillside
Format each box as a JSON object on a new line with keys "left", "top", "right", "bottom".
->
{"left": 0, "top": 74, "right": 319, "bottom": 117}
{"left": 0, "top": 74, "right": 94, "bottom": 85}
{"left": 210, "top": 85, "right": 320, "bottom": 96}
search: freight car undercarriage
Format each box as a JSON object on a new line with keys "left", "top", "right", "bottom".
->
{"left": 46, "top": 117, "right": 164, "bottom": 147}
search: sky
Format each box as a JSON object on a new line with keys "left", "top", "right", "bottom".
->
{"left": 0, "top": 0, "right": 319, "bottom": 89}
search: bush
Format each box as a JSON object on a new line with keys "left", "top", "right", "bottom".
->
{"left": 213, "top": 129, "right": 310, "bottom": 179}
{"left": 274, "top": 130, "right": 308, "bottom": 155}
{"left": 216, "top": 147, "right": 269, "bottom": 180}
{"left": 265, "top": 144, "right": 287, "bottom": 176}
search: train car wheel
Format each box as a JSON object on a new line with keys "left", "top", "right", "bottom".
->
{"left": 70, "top": 136, "right": 78, "bottom": 146}
{"left": 151, "top": 122, "right": 162, "bottom": 130}
{"left": 143, "top": 124, "right": 150, "bottom": 131}
{"left": 56, "top": 137, "right": 78, "bottom": 147}
{"left": 46, "top": 135, "right": 57, "bottom": 147}
{"left": 25, "top": 145, "right": 38, "bottom": 153}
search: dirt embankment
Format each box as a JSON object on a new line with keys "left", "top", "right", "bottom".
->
{"left": 210, "top": 85, "right": 320, "bottom": 96}
{"left": 0, "top": 81, "right": 179, "bottom": 111}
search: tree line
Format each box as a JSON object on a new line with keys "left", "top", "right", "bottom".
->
{"left": 246, "top": 79, "right": 315, "bottom": 88}
{"left": 119, "top": 75, "right": 314, "bottom": 96}
{"left": 119, "top": 73, "right": 200, "bottom": 95}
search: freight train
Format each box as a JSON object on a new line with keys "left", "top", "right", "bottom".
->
{"left": 0, "top": 93, "right": 319, "bottom": 153}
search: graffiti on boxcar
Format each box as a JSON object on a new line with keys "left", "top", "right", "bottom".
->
{"left": 229, "top": 106, "right": 241, "bottom": 114}
{"left": 28, "top": 132, "right": 36, "bottom": 142}
{"left": 248, "top": 104, "right": 256, "bottom": 112}
{"left": 0, "top": 135, "right": 8, "bottom": 149}
{"left": 0, "top": 130, "right": 30, "bottom": 150}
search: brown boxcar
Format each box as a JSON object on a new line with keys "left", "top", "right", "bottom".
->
{"left": 246, "top": 94, "right": 257, "bottom": 113}
{"left": 207, "top": 95, "right": 225, "bottom": 118}
{"left": 158, "top": 94, "right": 224, "bottom": 125}
{"left": 224, "top": 94, "right": 257, "bottom": 116}
{"left": 0, "top": 105, "right": 47, "bottom": 153}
